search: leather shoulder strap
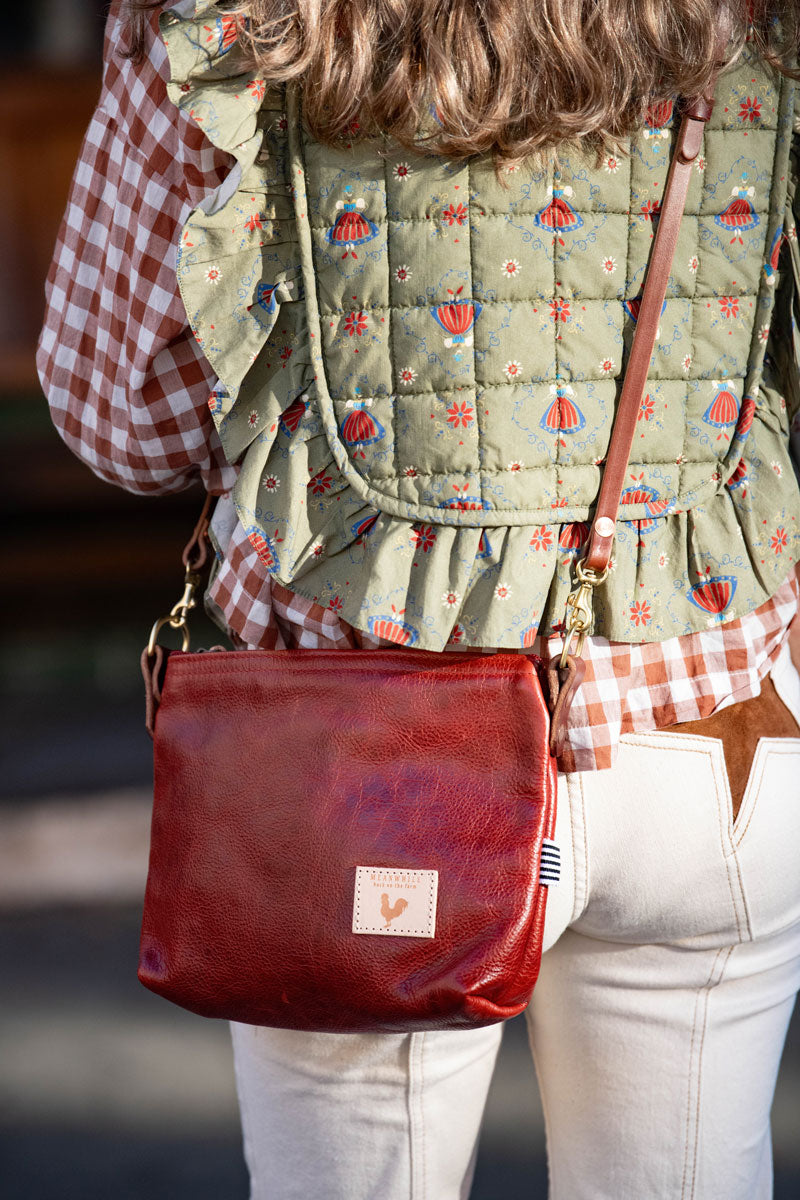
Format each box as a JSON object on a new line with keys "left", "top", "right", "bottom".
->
{"left": 582, "top": 18, "right": 732, "bottom": 575}
{"left": 550, "top": 16, "right": 733, "bottom": 745}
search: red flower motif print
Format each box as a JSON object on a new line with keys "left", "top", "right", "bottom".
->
{"left": 411, "top": 524, "right": 437, "bottom": 553}
{"left": 280, "top": 346, "right": 293, "bottom": 365}
{"left": 645, "top": 98, "right": 674, "bottom": 129}
{"left": 529, "top": 526, "right": 554, "bottom": 552}
{"left": 640, "top": 199, "right": 661, "bottom": 221}
{"left": 719, "top": 296, "right": 739, "bottom": 318}
{"left": 344, "top": 310, "right": 369, "bottom": 337}
{"left": 244, "top": 213, "right": 264, "bottom": 232}
{"left": 247, "top": 526, "right": 283, "bottom": 572}
{"left": 629, "top": 600, "right": 652, "bottom": 626}
{"left": 638, "top": 394, "right": 655, "bottom": 421}
{"left": 739, "top": 96, "right": 762, "bottom": 123}
{"left": 246, "top": 79, "right": 266, "bottom": 102}
{"left": 308, "top": 468, "right": 334, "bottom": 496}
{"left": 770, "top": 527, "right": 788, "bottom": 553}
{"left": 203, "top": 14, "right": 240, "bottom": 54}
{"left": 328, "top": 595, "right": 343, "bottom": 612}
{"left": 445, "top": 400, "right": 475, "bottom": 428}
{"left": 549, "top": 297, "right": 571, "bottom": 323}
{"left": 441, "top": 202, "right": 468, "bottom": 227}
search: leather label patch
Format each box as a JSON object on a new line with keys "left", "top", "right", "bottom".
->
{"left": 352, "top": 867, "right": 438, "bottom": 938}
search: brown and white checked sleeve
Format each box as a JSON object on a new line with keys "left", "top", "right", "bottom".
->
{"left": 36, "top": 1, "right": 236, "bottom": 496}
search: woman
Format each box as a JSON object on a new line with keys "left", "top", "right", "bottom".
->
{"left": 39, "top": 1, "right": 800, "bottom": 1196}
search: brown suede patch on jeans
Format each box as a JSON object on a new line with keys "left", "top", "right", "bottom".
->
{"left": 667, "top": 675, "right": 800, "bottom": 820}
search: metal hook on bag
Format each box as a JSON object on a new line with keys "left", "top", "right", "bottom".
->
{"left": 146, "top": 565, "right": 204, "bottom": 656}
{"left": 558, "top": 557, "right": 610, "bottom": 669}
{"left": 142, "top": 495, "right": 214, "bottom": 737}
{"left": 145, "top": 493, "right": 213, "bottom": 658}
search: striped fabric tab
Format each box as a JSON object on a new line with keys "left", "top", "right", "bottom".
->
{"left": 539, "top": 840, "right": 561, "bottom": 887}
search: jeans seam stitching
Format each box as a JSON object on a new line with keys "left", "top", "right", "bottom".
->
{"left": 580, "top": 772, "right": 588, "bottom": 921}
{"left": 681, "top": 983, "right": 703, "bottom": 1199}
{"left": 734, "top": 739, "right": 800, "bottom": 845}
{"left": 733, "top": 740, "right": 770, "bottom": 845}
{"left": 683, "top": 947, "right": 734, "bottom": 1199}
{"left": 568, "top": 771, "right": 587, "bottom": 925}
{"left": 230, "top": 1025, "right": 260, "bottom": 1199}
{"left": 408, "top": 1032, "right": 426, "bottom": 1200}
{"left": 710, "top": 740, "right": 750, "bottom": 941}
{"left": 527, "top": 1024, "right": 557, "bottom": 1200}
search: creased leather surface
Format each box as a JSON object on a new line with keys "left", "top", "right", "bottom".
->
{"left": 139, "top": 648, "right": 557, "bottom": 1032}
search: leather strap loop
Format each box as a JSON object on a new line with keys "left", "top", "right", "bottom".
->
{"left": 142, "top": 644, "right": 167, "bottom": 739}
{"left": 546, "top": 653, "right": 587, "bottom": 756}
{"left": 677, "top": 114, "right": 708, "bottom": 164}
{"left": 683, "top": 95, "right": 716, "bottom": 124}
{"left": 181, "top": 491, "right": 213, "bottom": 571}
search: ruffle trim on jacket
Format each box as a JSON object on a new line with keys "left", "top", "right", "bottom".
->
{"left": 162, "top": 1, "right": 800, "bottom": 651}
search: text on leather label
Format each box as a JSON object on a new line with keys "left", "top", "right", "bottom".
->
{"left": 352, "top": 866, "right": 438, "bottom": 938}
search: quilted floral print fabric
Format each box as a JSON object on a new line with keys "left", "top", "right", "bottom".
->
{"left": 162, "top": 2, "right": 800, "bottom": 650}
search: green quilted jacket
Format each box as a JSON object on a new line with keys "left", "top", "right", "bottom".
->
{"left": 161, "top": 2, "right": 800, "bottom": 651}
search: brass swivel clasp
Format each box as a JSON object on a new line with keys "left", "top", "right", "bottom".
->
{"left": 146, "top": 565, "right": 203, "bottom": 656}
{"left": 559, "top": 558, "right": 609, "bottom": 668}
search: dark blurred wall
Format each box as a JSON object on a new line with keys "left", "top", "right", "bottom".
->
{"left": 1, "top": 0, "right": 211, "bottom": 799}
{"left": 0, "top": 1, "right": 105, "bottom": 386}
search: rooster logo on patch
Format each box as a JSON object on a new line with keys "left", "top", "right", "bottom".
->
{"left": 381, "top": 894, "right": 409, "bottom": 928}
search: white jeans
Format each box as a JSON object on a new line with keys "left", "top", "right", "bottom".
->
{"left": 230, "top": 643, "right": 800, "bottom": 1200}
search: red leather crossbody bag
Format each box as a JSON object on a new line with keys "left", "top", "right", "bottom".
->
{"left": 140, "top": 642, "right": 557, "bottom": 1031}
{"left": 138, "top": 65, "right": 725, "bottom": 1033}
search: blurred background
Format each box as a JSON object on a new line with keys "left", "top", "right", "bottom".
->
{"left": 1, "top": 3, "right": 799, "bottom": 1198}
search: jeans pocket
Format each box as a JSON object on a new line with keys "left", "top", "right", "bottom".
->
{"left": 571, "top": 731, "right": 752, "bottom": 947}
{"left": 730, "top": 737, "right": 800, "bottom": 940}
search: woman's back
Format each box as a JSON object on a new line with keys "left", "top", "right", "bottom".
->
{"left": 159, "top": 3, "right": 799, "bottom": 651}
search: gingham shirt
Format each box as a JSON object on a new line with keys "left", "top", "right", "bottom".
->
{"left": 38, "top": 2, "right": 800, "bottom": 772}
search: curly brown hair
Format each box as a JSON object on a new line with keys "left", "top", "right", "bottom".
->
{"left": 125, "top": 1, "right": 800, "bottom": 173}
